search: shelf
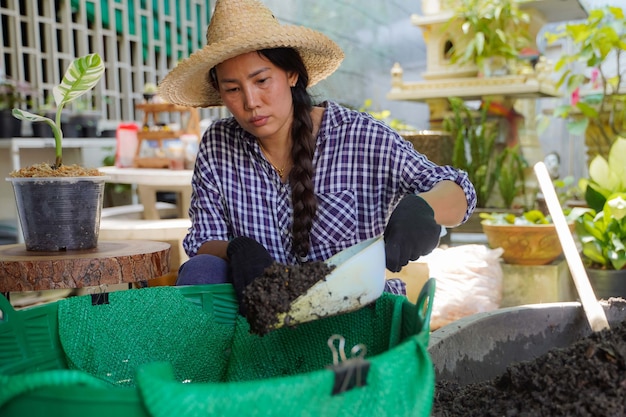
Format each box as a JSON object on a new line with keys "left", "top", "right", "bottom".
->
{"left": 137, "top": 130, "right": 183, "bottom": 140}
{"left": 387, "top": 74, "right": 561, "bottom": 103}
{"left": 134, "top": 102, "right": 200, "bottom": 169}
{"left": 135, "top": 102, "right": 194, "bottom": 113}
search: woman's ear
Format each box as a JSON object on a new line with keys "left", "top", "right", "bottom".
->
{"left": 288, "top": 72, "right": 298, "bottom": 87}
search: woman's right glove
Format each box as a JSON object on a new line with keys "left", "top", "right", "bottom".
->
{"left": 384, "top": 194, "right": 441, "bottom": 273}
{"left": 227, "top": 236, "right": 274, "bottom": 316}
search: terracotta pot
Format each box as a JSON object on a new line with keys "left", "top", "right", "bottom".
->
{"left": 481, "top": 221, "right": 575, "bottom": 265}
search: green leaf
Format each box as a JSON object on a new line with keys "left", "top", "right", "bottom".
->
{"left": 582, "top": 242, "right": 608, "bottom": 266}
{"left": 607, "top": 137, "right": 626, "bottom": 192}
{"left": 576, "top": 101, "right": 599, "bottom": 118}
{"left": 585, "top": 184, "right": 608, "bottom": 212}
{"left": 12, "top": 109, "right": 60, "bottom": 137}
{"left": 53, "top": 53, "right": 105, "bottom": 107}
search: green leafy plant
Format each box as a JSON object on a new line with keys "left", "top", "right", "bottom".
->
{"left": 494, "top": 144, "right": 527, "bottom": 209}
{"left": 143, "top": 82, "right": 157, "bottom": 94}
{"left": 481, "top": 209, "right": 553, "bottom": 225}
{"left": 574, "top": 138, "right": 626, "bottom": 270}
{"left": 575, "top": 193, "right": 626, "bottom": 270}
{"left": 579, "top": 137, "right": 626, "bottom": 212}
{"left": 447, "top": 0, "right": 531, "bottom": 69}
{"left": 444, "top": 97, "right": 500, "bottom": 208}
{"left": 553, "top": 175, "right": 582, "bottom": 207}
{"left": 545, "top": 6, "right": 626, "bottom": 152}
{"left": 11, "top": 53, "right": 105, "bottom": 167}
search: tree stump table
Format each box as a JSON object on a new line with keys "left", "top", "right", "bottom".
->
{"left": 0, "top": 240, "right": 170, "bottom": 296}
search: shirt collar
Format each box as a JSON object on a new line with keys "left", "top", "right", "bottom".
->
{"left": 316, "top": 100, "right": 355, "bottom": 144}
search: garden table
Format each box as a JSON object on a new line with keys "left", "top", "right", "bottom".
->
{"left": 98, "top": 166, "right": 193, "bottom": 219}
{"left": 0, "top": 240, "right": 170, "bottom": 297}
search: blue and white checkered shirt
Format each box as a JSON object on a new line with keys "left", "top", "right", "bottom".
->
{"left": 184, "top": 101, "right": 476, "bottom": 264}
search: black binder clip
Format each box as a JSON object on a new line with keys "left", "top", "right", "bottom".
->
{"left": 91, "top": 292, "right": 110, "bottom": 306}
{"left": 326, "top": 334, "right": 370, "bottom": 395}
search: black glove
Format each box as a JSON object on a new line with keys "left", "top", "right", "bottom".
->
{"left": 227, "top": 236, "right": 274, "bottom": 316}
{"left": 384, "top": 194, "right": 440, "bottom": 273}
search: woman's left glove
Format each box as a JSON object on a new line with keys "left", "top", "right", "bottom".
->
{"left": 227, "top": 236, "right": 274, "bottom": 316}
{"left": 384, "top": 194, "right": 441, "bottom": 272}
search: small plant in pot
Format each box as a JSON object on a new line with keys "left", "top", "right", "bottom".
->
{"left": 0, "top": 76, "right": 33, "bottom": 138}
{"left": 8, "top": 53, "right": 107, "bottom": 252}
{"left": 143, "top": 82, "right": 158, "bottom": 103}
{"left": 545, "top": 6, "right": 626, "bottom": 161}
{"left": 481, "top": 209, "right": 576, "bottom": 266}
{"left": 447, "top": 0, "right": 531, "bottom": 77}
{"left": 574, "top": 137, "right": 626, "bottom": 297}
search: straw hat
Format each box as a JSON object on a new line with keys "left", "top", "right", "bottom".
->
{"left": 158, "top": 0, "right": 345, "bottom": 108}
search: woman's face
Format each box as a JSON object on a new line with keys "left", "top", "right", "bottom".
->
{"left": 215, "top": 51, "right": 298, "bottom": 142}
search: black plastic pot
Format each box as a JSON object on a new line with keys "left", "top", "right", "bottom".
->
{"left": 587, "top": 268, "right": 626, "bottom": 299}
{"left": 0, "top": 109, "right": 22, "bottom": 138}
{"left": 72, "top": 111, "right": 101, "bottom": 137}
{"left": 7, "top": 176, "right": 107, "bottom": 251}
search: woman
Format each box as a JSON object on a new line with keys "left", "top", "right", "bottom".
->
{"left": 158, "top": 0, "right": 476, "bottom": 312}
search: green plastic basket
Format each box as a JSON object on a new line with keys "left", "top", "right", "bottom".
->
{"left": 0, "top": 279, "right": 435, "bottom": 417}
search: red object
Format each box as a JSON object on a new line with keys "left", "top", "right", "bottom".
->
{"left": 115, "top": 122, "right": 140, "bottom": 167}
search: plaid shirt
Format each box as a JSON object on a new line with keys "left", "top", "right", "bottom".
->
{"left": 184, "top": 101, "right": 476, "bottom": 264}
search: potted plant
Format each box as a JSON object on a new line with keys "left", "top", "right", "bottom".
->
{"left": 449, "top": 99, "right": 529, "bottom": 211}
{"left": 545, "top": 6, "right": 626, "bottom": 160}
{"left": 0, "top": 76, "right": 32, "bottom": 138}
{"left": 480, "top": 209, "right": 576, "bottom": 265}
{"left": 447, "top": 0, "right": 531, "bottom": 76}
{"left": 8, "top": 53, "right": 107, "bottom": 251}
{"left": 143, "top": 82, "right": 158, "bottom": 103}
{"left": 493, "top": 144, "right": 527, "bottom": 210}
{"left": 574, "top": 137, "right": 626, "bottom": 297}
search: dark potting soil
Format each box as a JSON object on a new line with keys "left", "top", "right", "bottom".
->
{"left": 243, "top": 261, "right": 335, "bottom": 336}
{"left": 432, "top": 319, "right": 626, "bottom": 417}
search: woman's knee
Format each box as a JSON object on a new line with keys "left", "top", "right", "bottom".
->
{"left": 176, "top": 254, "right": 229, "bottom": 285}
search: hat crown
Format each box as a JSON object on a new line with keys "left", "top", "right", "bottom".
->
{"left": 207, "top": 0, "right": 280, "bottom": 45}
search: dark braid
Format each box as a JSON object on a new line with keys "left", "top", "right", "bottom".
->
{"left": 288, "top": 78, "right": 316, "bottom": 260}
{"left": 260, "top": 48, "right": 317, "bottom": 261}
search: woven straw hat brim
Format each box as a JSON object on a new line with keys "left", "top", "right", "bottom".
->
{"left": 158, "top": 26, "right": 344, "bottom": 108}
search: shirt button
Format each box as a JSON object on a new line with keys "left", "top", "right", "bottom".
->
{"left": 282, "top": 228, "right": 288, "bottom": 235}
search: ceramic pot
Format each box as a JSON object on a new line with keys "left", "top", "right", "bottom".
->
{"left": 481, "top": 221, "right": 575, "bottom": 265}
{"left": 586, "top": 268, "right": 626, "bottom": 299}
{"left": 7, "top": 176, "right": 106, "bottom": 251}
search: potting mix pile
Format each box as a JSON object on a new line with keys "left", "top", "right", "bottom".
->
{"left": 243, "top": 261, "right": 335, "bottom": 336}
{"left": 433, "top": 317, "right": 626, "bottom": 417}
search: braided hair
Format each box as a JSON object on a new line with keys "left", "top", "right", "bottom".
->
{"left": 260, "top": 48, "right": 316, "bottom": 261}
{"left": 209, "top": 48, "right": 318, "bottom": 261}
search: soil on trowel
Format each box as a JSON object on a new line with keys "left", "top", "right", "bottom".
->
{"left": 243, "top": 261, "right": 335, "bottom": 336}
{"left": 432, "top": 317, "right": 626, "bottom": 417}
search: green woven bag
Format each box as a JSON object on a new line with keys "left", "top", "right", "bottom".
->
{"left": 0, "top": 280, "right": 435, "bottom": 417}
